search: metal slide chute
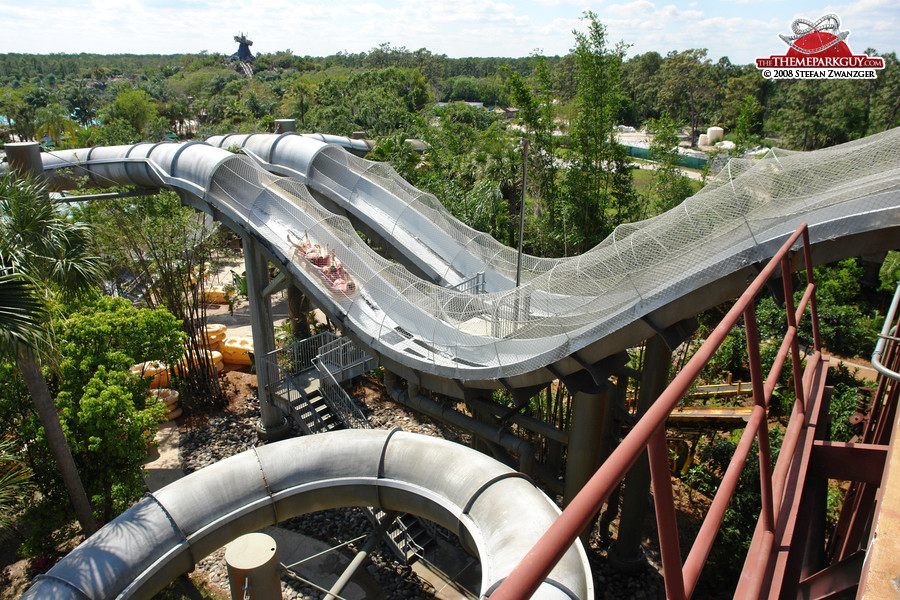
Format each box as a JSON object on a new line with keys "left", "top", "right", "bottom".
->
{"left": 21, "top": 430, "right": 593, "bottom": 600}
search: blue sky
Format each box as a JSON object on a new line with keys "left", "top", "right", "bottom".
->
{"left": 2, "top": 0, "right": 897, "bottom": 65}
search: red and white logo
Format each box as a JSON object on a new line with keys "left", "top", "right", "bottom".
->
{"left": 756, "top": 14, "right": 885, "bottom": 80}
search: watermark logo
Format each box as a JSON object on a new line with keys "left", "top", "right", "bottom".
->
{"left": 756, "top": 14, "right": 885, "bottom": 80}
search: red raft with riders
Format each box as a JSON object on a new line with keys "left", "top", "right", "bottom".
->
{"left": 288, "top": 231, "right": 358, "bottom": 297}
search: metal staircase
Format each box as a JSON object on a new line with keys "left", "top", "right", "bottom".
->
{"left": 262, "top": 332, "right": 435, "bottom": 563}
{"left": 263, "top": 332, "right": 370, "bottom": 434}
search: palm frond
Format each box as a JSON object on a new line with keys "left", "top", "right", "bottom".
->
{"left": 0, "top": 439, "right": 32, "bottom": 536}
{"left": 0, "top": 269, "right": 46, "bottom": 356}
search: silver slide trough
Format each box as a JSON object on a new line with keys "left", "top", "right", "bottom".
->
{"left": 21, "top": 430, "right": 593, "bottom": 599}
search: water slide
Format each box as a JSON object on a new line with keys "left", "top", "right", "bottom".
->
{"left": 21, "top": 429, "right": 593, "bottom": 600}
{"left": 18, "top": 130, "right": 900, "bottom": 598}
{"left": 35, "top": 128, "right": 900, "bottom": 394}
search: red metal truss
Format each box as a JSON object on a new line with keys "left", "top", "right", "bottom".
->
{"left": 490, "top": 224, "right": 844, "bottom": 600}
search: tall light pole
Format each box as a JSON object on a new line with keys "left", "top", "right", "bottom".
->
{"left": 516, "top": 138, "right": 529, "bottom": 288}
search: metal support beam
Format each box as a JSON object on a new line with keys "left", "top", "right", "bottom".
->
{"left": 244, "top": 236, "right": 290, "bottom": 440}
{"left": 612, "top": 335, "right": 672, "bottom": 568}
{"left": 810, "top": 440, "right": 887, "bottom": 485}
{"left": 464, "top": 386, "right": 501, "bottom": 456}
{"left": 261, "top": 271, "right": 288, "bottom": 298}
{"left": 564, "top": 390, "right": 608, "bottom": 542}
{"left": 50, "top": 188, "right": 159, "bottom": 203}
{"left": 322, "top": 512, "right": 395, "bottom": 600}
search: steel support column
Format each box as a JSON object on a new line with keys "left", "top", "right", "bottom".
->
{"left": 564, "top": 390, "right": 608, "bottom": 541}
{"left": 244, "top": 237, "right": 290, "bottom": 440}
{"left": 465, "top": 386, "right": 502, "bottom": 457}
{"left": 612, "top": 334, "right": 672, "bottom": 568}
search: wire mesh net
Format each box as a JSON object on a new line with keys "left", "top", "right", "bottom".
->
{"left": 39, "top": 127, "right": 900, "bottom": 381}
{"left": 198, "top": 127, "right": 900, "bottom": 379}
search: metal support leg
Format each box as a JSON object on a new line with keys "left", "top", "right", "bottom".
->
{"left": 465, "top": 387, "right": 499, "bottom": 456}
{"left": 612, "top": 335, "right": 672, "bottom": 569}
{"left": 244, "top": 237, "right": 290, "bottom": 441}
{"left": 322, "top": 512, "right": 395, "bottom": 600}
{"left": 225, "top": 533, "right": 283, "bottom": 600}
{"left": 564, "top": 390, "right": 608, "bottom": 542}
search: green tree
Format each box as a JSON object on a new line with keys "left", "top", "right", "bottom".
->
{"left": 878, "top": 251, "right": 900, "bottom": 291}
{"left": 564, "top": 12, "right": 640, "bottom": 253}
{"left": 99, "top": 88, "right": 159, "bottom": 138}
{"left": 0, "top": 173, "right": 102, "bottom": 537}
{"left": 658, "top": 49, "right": 715, "bottom": 147}
{"left": 647, "top": 113, "right": 694, "bottom": 214}
{"left": 0, "top": 87, "right": 25, "bottom": 137}
{"left": 869, "top": 52, "right": 900, "bottom": 132}
{"left": 77, "top": 191, "right": 227, "bottom": 409}
{"left": 460, "top": 124, "right": 521, "bottom": 245}
{"left": 62, "top": 79, "right": 100, "bottom": 127}
{"left": 732, "top": 94, "right": 762, "bottom": 154}
{"left": 283, "top": 76, "right": 317, "bottom": 127}
{"left": 54, "top": 296, "right": 180, "bottom": 520}
{"left": 507, "top": 54, "right": 562, "bottom": 255}
{"left": 0, "top": 438, "right": 31, "bottom": 538}
{"left": 716, "top": 71, "right": 767, "bottom": 132}
{"left": 772, "top": 78, "right": 869, "bottom": 149}
{"left": 34, "top": 102, "right": 79, "bottom": 147}
{"left": 622, "top": 51, "right": 663, "bottom": 125}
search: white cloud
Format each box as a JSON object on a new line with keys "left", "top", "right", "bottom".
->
{"left": 0, "top": 0, "right": 893, "bottom": 64}
{"left": 532, "top": 0, "right": 591, "bottom": 5}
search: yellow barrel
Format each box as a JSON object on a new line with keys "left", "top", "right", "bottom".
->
{"left": 202, "top": 323, "right": 228, "bottom": 346}
{"left": 130, "top": 361, "right": 171, "bottom": 389}
{"left": 221, "top": 336, "right": 254, "bottom": 365}
{"left": 203, "top": 285, "right": 234, "bottom": 304}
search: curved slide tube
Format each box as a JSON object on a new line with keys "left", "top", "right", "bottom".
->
{"left": 37, "top": 130, "right": 900, "bottom": 391}
{"left": 204, "top": 131, "right": 900, "bottom": 394}
{"left": 207, "top": 132, "right": 515, "bottom": 290}
{"left": 21, "top": 430, "right": 593, "bottom": 600}
{"left": 208, "top": 129, "right": 900, "bottom": 297}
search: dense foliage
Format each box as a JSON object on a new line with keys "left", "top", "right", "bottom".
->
{"left": 0, "top": 295, "right": 181, "bottom": 554}
{"left": 0, "top": 13, "right": 896, "bottom": 585}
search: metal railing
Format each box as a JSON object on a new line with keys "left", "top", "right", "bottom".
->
{"left": 451, "top": 271, "right": 486, "bottom": 294}
{"left": 490, "top": 223, "right": 824, "bottom": 600}
{"left": 265, "top": 331, "right": 340, "bottom": 376}
{"left": 315, "top": 335, "right": 375, "bottom": 382}
{"left": 313, "top": 356, "right": 372, "bottom": 430}
{"left": 872, "top": 281, "right": 900, "bottom": 382}
{"left": 260, "top": 334, "right": 337, "bottom": 434}
{"left": 825, "top": 281, "right": 900, "bottom": 577}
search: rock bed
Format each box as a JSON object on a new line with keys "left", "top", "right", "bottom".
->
{"left": 178, "top": 394, "right": 442, "bottom": 599}
{"left": 178, "top": 378, "right": 663, "bottom": 599}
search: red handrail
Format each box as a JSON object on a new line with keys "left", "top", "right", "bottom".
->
{"left": 490, "top": 223, "right": 821, "bottom": 600}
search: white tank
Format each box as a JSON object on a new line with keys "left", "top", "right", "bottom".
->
{"left": 707, "top": 127, "right": 725, "bottom": 144}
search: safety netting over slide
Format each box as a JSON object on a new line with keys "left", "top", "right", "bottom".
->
{"left": 304, "top": 127, "right": 899, "bottom": 291}
{"left": 204, "top": 127, "right": 900, "bottom": 381}
{"left": 32, "top": 128, "right": 900, "bottom": 382}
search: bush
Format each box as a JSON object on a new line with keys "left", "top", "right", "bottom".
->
{"left": 685, "top": 428, "right": 783, "bottom": 595}
{"left": 0, "top": 294, "right": 183, "bottom": 556}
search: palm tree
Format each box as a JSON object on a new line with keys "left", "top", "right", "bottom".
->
{"left": 34, "top": 103, "right": 79, "bottom": 147}
{"left": 0, "top": 172, "right": 104, "bottom": 537}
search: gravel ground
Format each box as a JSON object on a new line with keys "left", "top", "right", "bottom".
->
{"left": 178, "top": 376, "right": 663, "bottom": 600}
